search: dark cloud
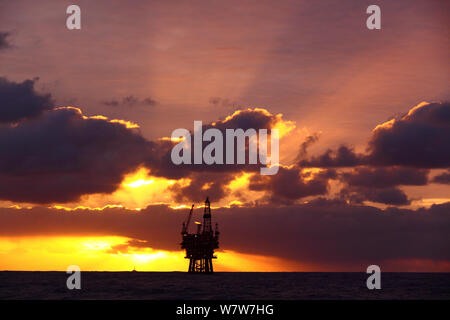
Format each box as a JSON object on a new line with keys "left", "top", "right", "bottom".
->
{"left": 165, "top": 110, "right": 296, "bottom": 201}
{"left": 212, "top": 108, "right": 278, "bottom": 131}
{"left": 1, "top": 79, "right": 443, "bottom": 209}
{"left": 0, "top": 82, "right": 287, "bottom": 204}
{"left": 169, "top": 172, "right": 235, "bottom": 203}
{"left": 0, "top": 81, "right": 286, "bottom": 204}
{"left": 209, "top": 97, "right": 242, "bottom": 110}
{"left": 0, "top": 107, "right": 152, "bottom": 203}
{"left": 148, "top": 108, "right": 286, "bottom": 179}
{"left": 249, "top": 167, "right": 335, "bottom": 204}
{"left": 0, "top": 78, "right": 162, "bottom": 203}
{"left": 300, "top": 102, "right": 450, "bottom": 169}
{"left": 216, "top": 200, "right": 450, "bottom": 265}
{"left": 337, "top": 167, "right": 428, "bottom": 205}
{"left": 299, "top": 145, "right": 365, "bottom": 167}
{"left": 340, "top": 186, "right": 410, "bottom": 205}
{"left": 432, "top": 170, "right": 450, "bottom": 184}
{"left": 1, "top": 201, "right": 449, "bottom": 270}
{"left": 296, "top": 133, "right": 320, "bottom": 161}
{"left": 366, "top": 102, "right": 450, "bottom": 168}
{"left": 102, "top": 95, "right": 156, "bottom": 107}
{"left": 0, "top": 32, "right": 11, "bottom": 50}
{"left": 107, "top": 239, "right": 152, "bottom": 254}
{"left": 0, "top": 77, "right": 54, "bottom": 123}
{"left": 340, "top": 167, "right": 428, "bottom": 188}
{"left": 142, "top": 97, "right": 157, "bottom": 106}
{"left": 122, "top": 95, "right": 139, "bottom": 106}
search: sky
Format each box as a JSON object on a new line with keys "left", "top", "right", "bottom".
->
{"left": 0, "top": 0, "right": 449, "bottom": 272}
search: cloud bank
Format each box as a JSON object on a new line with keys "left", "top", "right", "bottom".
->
{"left": 0, "top": 201, "right": 448, "bottom": 270}
{"left": 300, "top": 102, "right": 450, "bottom": 169}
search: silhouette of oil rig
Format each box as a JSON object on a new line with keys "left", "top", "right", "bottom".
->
{"left": 181, "top": 197, "right": 219, "bottom": 273}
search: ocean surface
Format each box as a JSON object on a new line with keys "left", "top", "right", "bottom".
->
{"left": 0, "top": 272, "right": 448, "bottom": 300}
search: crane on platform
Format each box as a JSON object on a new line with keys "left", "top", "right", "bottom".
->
{"left": 181, "top": 204, "right": 195, "bottom": 235}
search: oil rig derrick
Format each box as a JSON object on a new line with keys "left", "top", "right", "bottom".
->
{"left": 180, "top": 197, "right": 219, "bottom": 273}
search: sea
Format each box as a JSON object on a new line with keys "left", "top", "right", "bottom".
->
{"left": 0, "top": 272, "right": 448, "bottom": 300}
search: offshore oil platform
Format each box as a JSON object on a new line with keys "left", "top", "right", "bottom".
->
{"left": 180, "top": 197, "right": 219, "bottom": 273}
